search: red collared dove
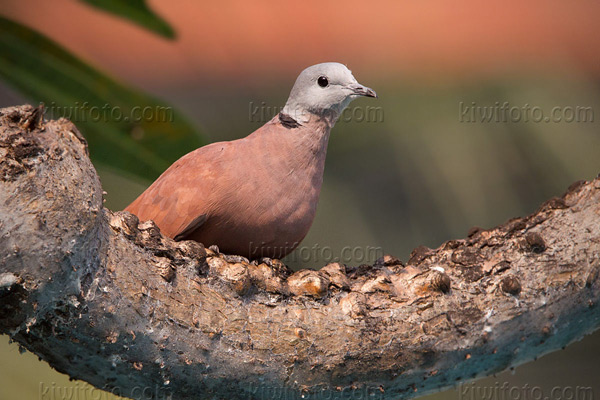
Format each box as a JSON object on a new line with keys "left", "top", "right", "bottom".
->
{"left": 125, "top": 62, "right": 377, "bottom": 258}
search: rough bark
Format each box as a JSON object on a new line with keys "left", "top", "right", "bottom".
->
{"left": 0, "top": 104, "right": 599, "bottom": 400}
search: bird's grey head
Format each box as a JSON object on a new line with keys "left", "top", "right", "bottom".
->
{"left": 282, "top": 62, "right": 377, "bottom": 125}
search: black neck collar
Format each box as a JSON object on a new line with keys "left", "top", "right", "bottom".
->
{"left": 278, "top": 112, "right": 301, "bottom": 129}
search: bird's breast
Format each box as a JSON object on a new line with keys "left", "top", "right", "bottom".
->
{"left": 207, "top": 135, "right": 327, "bottom": 256}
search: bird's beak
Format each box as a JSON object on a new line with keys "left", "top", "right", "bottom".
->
{"left": 349, "top": 83, "right": 377, "bottom": 98}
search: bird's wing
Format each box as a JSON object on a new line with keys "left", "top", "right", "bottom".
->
{"left": 125, "top": 141, "right": 233, "bottom": 239}
{"left": 173, "top": 213, "right": 207, "bottom": 241}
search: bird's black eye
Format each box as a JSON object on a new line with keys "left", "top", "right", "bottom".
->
{"left": 317, "top": 76, "right": 329, "bottom": 87}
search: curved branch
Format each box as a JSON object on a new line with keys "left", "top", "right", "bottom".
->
{"left": 1, "top": 105, "right": 599, "bottom": 400}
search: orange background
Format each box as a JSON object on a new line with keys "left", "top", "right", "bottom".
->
{"left": 2, "top": 0, "right": 600, "bottom": 89}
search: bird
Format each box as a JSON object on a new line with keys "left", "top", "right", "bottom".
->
{"left": 125, "top": 62, "right": 377, "bottom": 259}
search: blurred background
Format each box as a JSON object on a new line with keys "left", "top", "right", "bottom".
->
{"left": 1, "top": 1, "right": 599, "bottom": 399}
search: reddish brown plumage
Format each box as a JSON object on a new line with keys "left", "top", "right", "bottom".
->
{"left": 125, "top": 115, "right": 331, "bottom": 258}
